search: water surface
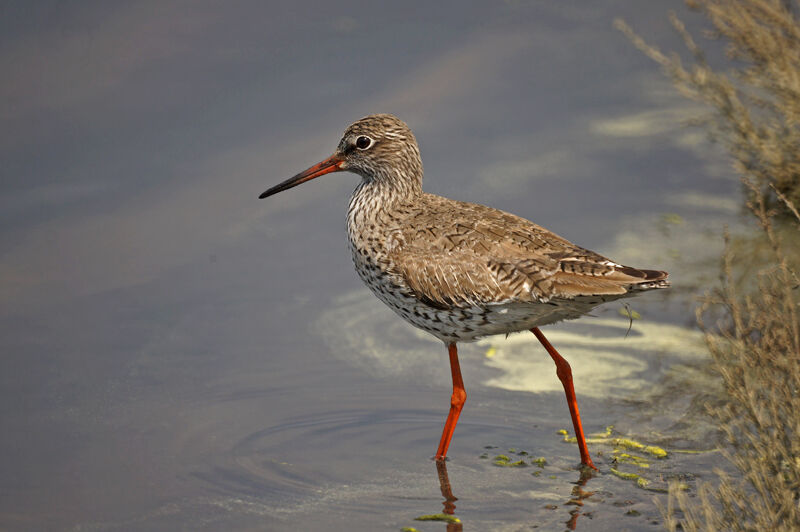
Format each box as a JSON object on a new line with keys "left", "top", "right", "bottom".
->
{"left": 1, "top": 2, "right": 742, "bottom": 530}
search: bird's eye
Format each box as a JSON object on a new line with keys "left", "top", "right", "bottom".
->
{"left": 355, "top": 136, "right": 373, "bottom": 150}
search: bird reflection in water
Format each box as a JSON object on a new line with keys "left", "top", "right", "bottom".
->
{"left": 431, "top": 460, "right": 596, "bottom": 531}
{"left": 564, "top": 468, "right": 596, "bottom": 530}
{"left": 434, "top": 459, "right": 463, "bottom": 532}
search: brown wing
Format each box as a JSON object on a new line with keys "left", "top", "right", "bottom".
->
{"left": 387, "top": 247, "right": 553, "bottom": 308}
{"left": 387, "top": 195, "right": 668, "bottom": 308}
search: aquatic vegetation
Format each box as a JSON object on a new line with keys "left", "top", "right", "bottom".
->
{"left": 614, "top": 452, "right": 651, "bottom": 468}
{"left": 560, "top": 426, "right": 687, "bottom": 492}
{"left": 610, "top": 438, "right": 667, "bottom": 459}
{"left": 557, "top": 429, "right": 575, "bottom": 442}
{"left": 531, "top": 457, "right": 547, "bottom": 467}
{"left": 558, "top": 426, "right": 669, "bottom": 458}
{"left": 610, "top": 467, "right": 654, "bottom": 490}
{"left": 414, "top": 513, "right": 461, "bottom": 524}
{"left": 492, "top": 454, "right": 527, "bottom": 467}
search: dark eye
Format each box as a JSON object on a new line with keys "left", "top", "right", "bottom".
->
{"left": 355, "top": 136, "right": 372, "bottom": 150}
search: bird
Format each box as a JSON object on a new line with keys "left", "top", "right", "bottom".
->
{"left": 259, "top": 114, "right": 669, "bottom": 470}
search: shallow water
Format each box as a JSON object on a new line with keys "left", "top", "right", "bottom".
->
{"left": 1, "top": 2, "right": 743, "bottom": 530}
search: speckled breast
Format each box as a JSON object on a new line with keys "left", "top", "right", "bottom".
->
{"left": 349, "top": 251, "right": 479, "bottom": 342}
{"left": 345, "top": 220, "right": 481, "bottom": 343}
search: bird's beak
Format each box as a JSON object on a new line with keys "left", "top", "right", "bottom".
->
{"left": 259, "top": 154, "right": 345, "bottom": 199}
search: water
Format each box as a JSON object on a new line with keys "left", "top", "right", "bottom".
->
{"left": 1, "top": 2, "right": 742, "bottom": 530}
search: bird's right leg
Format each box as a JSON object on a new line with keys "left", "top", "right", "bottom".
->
{"left": 434, "top": 342, "right": 467, "bottom": 460}
{"left": 531, "top": 327, "right": 597, "bottom": 470}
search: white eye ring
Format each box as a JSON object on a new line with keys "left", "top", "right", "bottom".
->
{"left": 355, "top": 136, "right": 373, "bottom": 150}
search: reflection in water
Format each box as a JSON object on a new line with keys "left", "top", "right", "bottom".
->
{"left": 430, "top": 459, "right": 600, "bottom": 531}
{"left": 435, "top": 460, "right": 463, "bottom": 531}
{"left": 564, "top": 468, "right": 597, "bottom": 530}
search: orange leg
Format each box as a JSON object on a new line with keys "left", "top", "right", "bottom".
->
{"left": 435, "top": 343, "right": 467, "bottom": 460}
{"left": 531, "top": 327, "right": 597, "bottom": 470}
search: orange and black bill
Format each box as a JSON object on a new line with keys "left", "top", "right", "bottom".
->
{"left": 258, "top": 154, "right": 344, "bottom": 199}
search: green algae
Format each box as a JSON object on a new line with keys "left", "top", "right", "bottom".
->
{"left": 614, "top": 452, "right": 651, "bottom": 467}
{"left": 558, "top": 426, "right": 668, "bottom": 458}
{"left": 414, "top": 513, "right": 461, "bottom": 524}
{"left": 531, "top": 457, "right": 547, "bottom": 467}
{"left": 610, "top": 467, "right": 670, "bottom": 492}
{"left": 616, "top": 470, "right": 650, "bottom": 488}
{"left": 610, "top": 467, "right": 651, "bottom": 488}
{"left": 610, "top": 467, "right": 640, "bottom": 481}
{"left": 557, "top": 429, "right": 578, "bottom": 443}
{"left": 610, "top": 438, "right": 667, "bottom": 458}
{"left": 493, "top": 454, "right": 527, "bottom": 467}
{"left": 557, "top": 425, "right": 708, "bottom": 494}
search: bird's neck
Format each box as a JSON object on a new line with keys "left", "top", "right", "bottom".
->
{"left": 351, "top": 168, "right": 423, "bottom": 211}
{"left": 346, "top": 172, "right": 422, "bottom": 242}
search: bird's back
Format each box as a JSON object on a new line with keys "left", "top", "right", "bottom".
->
{"left": 347, "top": 190, "right": 668, "bottom": 342}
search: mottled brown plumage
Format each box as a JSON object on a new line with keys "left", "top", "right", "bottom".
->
{"left": 259, "top": 113, "right": 669, "bottom": 468}
{"left": 339, "top": 115, "right": 668, "bottom": 343}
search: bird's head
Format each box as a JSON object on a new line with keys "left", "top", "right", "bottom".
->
{"left": 259, "top": 114, "right": 423, "bottom": 200}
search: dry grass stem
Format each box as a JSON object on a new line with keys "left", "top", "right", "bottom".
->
{"left": 615, "top": 0, "right": 800, "bottom": 217}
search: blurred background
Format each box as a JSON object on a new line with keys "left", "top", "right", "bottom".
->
{"left": 1, "top": 2, "right": 744, "bottom": 530}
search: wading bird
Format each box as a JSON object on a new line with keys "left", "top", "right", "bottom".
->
{"left": 259, "top": 114, "right": 669, "bottom": 469}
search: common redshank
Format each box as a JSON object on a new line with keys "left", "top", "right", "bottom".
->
{"left": 259, "top": 114, "right": 669, "bottom": 470}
